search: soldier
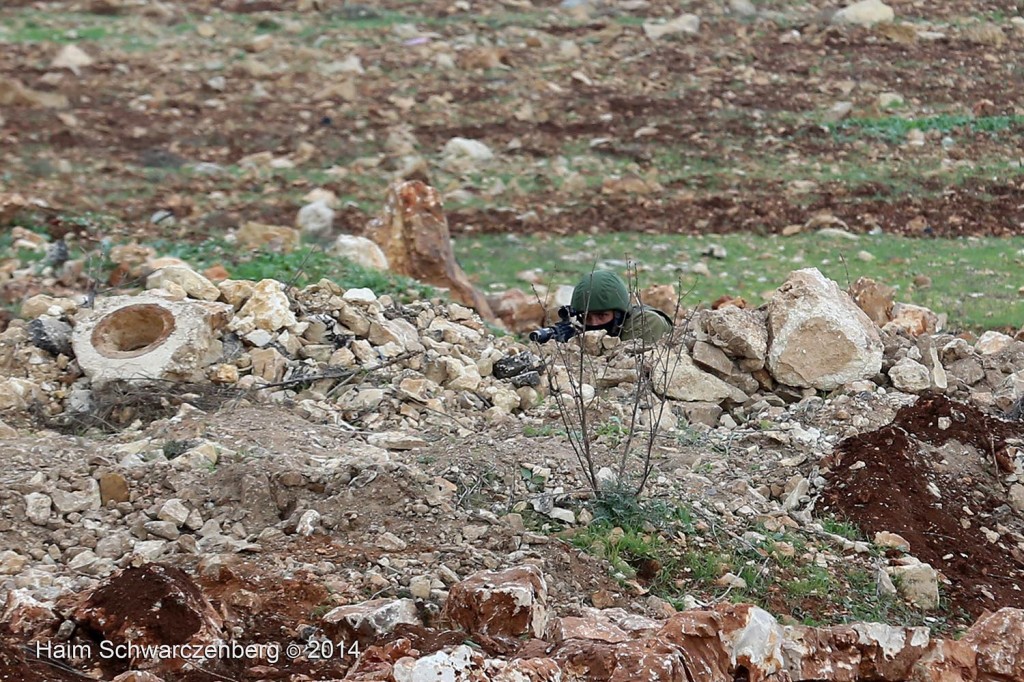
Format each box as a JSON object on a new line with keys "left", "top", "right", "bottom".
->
{"left": 571, "top": 270, "right": 673, "bottom": 344}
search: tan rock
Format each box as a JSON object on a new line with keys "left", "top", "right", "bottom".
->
{"left": 767, "top": 268, "right": 883, "bottom": 390}
{"left": 1009, "top": 484, "right": 1024, "bottom": 513}
{"left": 0, "top": 378, "right": 42, "bottom": 411}
{"left": 217, "top": 279, "right": 255, "bottom": 309}
{"left": 654, "top": 353, "right": 747, "bottom": 403}
{"left": 874, "top": 530, "right": 910, "bottom": 551}
{"left": 249, "top": 347, "right": 287, "bottom": 382}
{"left": 885, "top": 302, "right": 942, "bottom": 337}
{"left": 209, "top": 363, "right": 239, "bottom": 384}
{"left": 365, "top": 181, "right": 494, "bottom": 320}
{"left": 446, "top": 565, "right": 548, "bottom": 639}
{"left": 640, "top": 283, "right": 681, "bottom": 321}
{"left": 692, "top": 340, "right": 735, "bottom": 377}
{"left": 976, "top": 331, "right": 1014, "bottom": 355}
{"left": 832, "top": 0, "right": 895, "bottom": 26}
{"left": 296, "top": 200, "right": 334, "bottom": 236}
{"left": 367, "top": 431, "right": 426, "bottom": 450}
{"left": 202, "top": 264, "right": 230, "bottom": 282}
{"left": 488, "top": 288, "right": 545, "bottom": 334}
{"left": 236, "top": 279, "right": 297, "bottom": 332}
{"left": 51, "top": 480, "right": 102, "bottom": 514}
{"left": 368, "top": 318, "right": 423, "bottom": 352}
{"left": 889, "top": 358, "right": 931, "bottom": 394}
{"left": 145, "top": 256, "right": 190, "bottom": 271}
{"left": 236, "top": 221, "right": 300, "bottom": 252}
{"left": 146, "top": 265, "right": 221, "bottom": 302}
{"left": 99, "top": 472, "right": 130, "bottom": 505}
{"left": 916, "top": 335, "right": 948, "bottom": 392}
{"left": 643, "top": 13, "right": 701, "bottom": 40}
{"left": 962, "top": 22, "right": 1005, "bottom": 47}
{"left": 108, "top": 244, "right": 157, "bottom": 275}
{"left": 21, "top": 294, "right": 78, "bottom": 319}
{"left": 51, "top": 44, "right": 95, "bottom": 75}
{"left": 331, "top": 234, "right": 389, "bottom": 270}
{"left": 699, "top": 306, "right": 768, "bottom": 367}
{"left": 0, "top": 77, "right": 69, "bottom": 108}
{"left": 887, "top": 563, "right": 940, "bottom": 610}
{"left": 72, "top": 294, "right": 232, "bottom": 385}
{"left": 849, "top": 276, "right": 895, "bottom": 326}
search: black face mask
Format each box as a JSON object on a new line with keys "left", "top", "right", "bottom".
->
{"left": 582, "top": 310, "right": 626, "bottom": 337}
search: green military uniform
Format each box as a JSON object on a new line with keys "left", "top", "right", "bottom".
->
{"left": 619, "top": 305, "right": 674, "bottom": 344}
{"left": 572, "top": 270, "right": 673, "bottom": 344}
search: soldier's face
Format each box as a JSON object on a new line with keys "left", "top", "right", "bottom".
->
{"left": 584, "top": 311, "right": 615, "bottom": 327}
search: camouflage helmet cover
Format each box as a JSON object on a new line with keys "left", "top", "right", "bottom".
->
{"left": 571, "top": 270, "right": 630, "bottom": 313}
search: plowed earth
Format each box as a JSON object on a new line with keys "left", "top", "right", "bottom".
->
{"left": 2, "top": 0, "right": 1024, "bottom": 243}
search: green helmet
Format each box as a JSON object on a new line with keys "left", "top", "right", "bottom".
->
{"left": 572, "top": 270, "right": 630, "bottom": 314}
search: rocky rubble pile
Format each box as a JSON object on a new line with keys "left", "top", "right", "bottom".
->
{"left": 3, "top": 561, "right": 1023, "bottom": 682}
{"left": 1, "top": 245, "right": 1023, "bottom": 570}
{"left": 4, "top": 247, "right": 1024, "bottom": 437}
{"left": 2, "top": 234, "right": 1024, "bottom": 679}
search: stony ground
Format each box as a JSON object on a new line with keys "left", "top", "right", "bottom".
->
{"left": 2, "top": 0, "right": 1024, "bottom": 248}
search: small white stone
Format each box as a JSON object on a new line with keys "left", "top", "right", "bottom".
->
{"left": 24, "top": 493, "right": 52, "bottom": 526}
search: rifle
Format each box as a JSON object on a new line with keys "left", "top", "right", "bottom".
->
{"left": 529, "top": 305, "right": 579, "bottom": 344}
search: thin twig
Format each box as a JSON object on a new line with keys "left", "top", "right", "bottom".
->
{"left": 284, "top": 243, "right": 323, "bottom": 293}
{"left": 258, "top": 350, "right": 420, "bottom": 391}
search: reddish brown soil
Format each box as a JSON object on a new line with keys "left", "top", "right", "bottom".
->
{"left": 821, "top": 395, "right": 1024, "bottom": 618}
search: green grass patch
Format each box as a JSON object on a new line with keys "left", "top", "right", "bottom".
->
{"left": 522, "top": 423, "right": 566, "bottom": 438}
{"left": 821, "top": 515, "right": 864, "bottom": 542}
{"left": 9, "top": 22, "right": 109, "bottom": 43}
{"left": 829, "top": 114, "right": 1024, "bottom": 144}
{"left": 454, "top": 231, "right": 1024, "bottom": 332}
{"left": 146, "top": 238, "right": 435, "bottom": 301}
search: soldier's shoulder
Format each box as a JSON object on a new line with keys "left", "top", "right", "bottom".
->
{"left": 621, "top": 306, "right": 672, "bottom": 342}
{"left": 629, "top": 305, "right": 673, "bottom": 326}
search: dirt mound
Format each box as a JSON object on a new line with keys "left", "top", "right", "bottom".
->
{"left": 821, "top": 395, "right": 1024, "bottom": 618}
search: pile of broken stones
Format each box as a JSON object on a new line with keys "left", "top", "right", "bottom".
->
{"left": 2, "top": 246, "right": 1024, "bottom": 680}
{"left": 4, "top": 561, "right": 1024, "bottom": 681}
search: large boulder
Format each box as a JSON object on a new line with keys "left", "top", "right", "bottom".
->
{"left": 445, "top": 565, "right": 548, "bottom": 639}
{"left": 767, "top": 268, "right": 883, "bottom": 390}
{"left": 331, "top": 234, "right": 389, "bottom": 270}
{"left": 365, "top": 181, "right": 495, "bottom": 320}
{"left": 488, "top": 288, "right": 545, "bottom": 333}
{"left": 322, "top": 598, "right": 421, "bottom": 644}
{"left": 698, "top": 306, "right": 769, "bottom": 370}
{"left": 550, "top": 638, "right": 689, "bottom": 681}
{"left": 72, "top": 293, "right": 232, "bottom": 384}
{"left": 655, "top": 352, "right": 748, "bottom": 403}
{"left": 961, "top": 608, "right": 1024, "bottom": 682}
